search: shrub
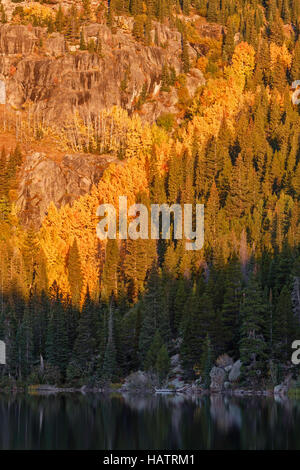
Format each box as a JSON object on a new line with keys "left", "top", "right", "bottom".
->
{"left": 156, "top": 113, "right": 175, "bottom": 132}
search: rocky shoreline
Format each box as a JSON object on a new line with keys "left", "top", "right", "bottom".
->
{"left": 0, "top": 382, "right": 293, "bottom": 398}
{"left": 0, "top": 353, "right": 296, "bottom": 398}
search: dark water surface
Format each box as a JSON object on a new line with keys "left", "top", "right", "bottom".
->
{"left": 0, "top": 393, "right": 300, "bottom": 450}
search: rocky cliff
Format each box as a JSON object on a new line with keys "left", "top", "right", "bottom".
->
{"left": 0, "top": 15, "right": 217, "bottom": 226}
{"left": 0, "top": 20, "right": 205, "bottom": 124}
{"left": 16, "top": 152, "right": 119, "bottom": 227}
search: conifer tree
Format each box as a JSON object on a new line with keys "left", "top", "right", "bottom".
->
{"left": 182, "top": 0, "right": 190, "bottom": 15}
{"left": 173, "top": 278, "right": 189, "bottom": 333}
{"left": 181, "top": 34, "right": 190, "bottom": 74}
{"left": 16, "top": 303, "right": 34, "bottom": 379}
{"left": 46, "top": 286, "right": 69, "bottom": 379}
{"left": 200, "top": 334, "right": 212, "bottom": 389}
{"left": 0, "top": 2, "right": 7, "bottom": 24}
{"left": 133, "top": 15, "right": 145, "bottom": 42}
{"left": 72, "top": 289, "right": 99, "bottom": 375}
{"left": 221, "top": 256, "right": 242, "bottom": 357}
{"left": 144, "top": 328, "right": 163, "bottom": 370}
{"left": 139, "top": 264, "right": 170, "bottom": 366}
{"left": 101, "top": 239, "right": 120, "bottom": 300}
{"left": 291, "top": 40, "right": 300, "bottom": 82}
{"left": 272, "top": 285, "right": 298, "bottom": 363}
{"left": 102, "top": 301, "right": 118, "bottom": 382}
{"left": 180, "top": 285, "right": 203, "bottom": 377}
{"left": 79, "top": 30, "right": 87, "bottom": 50}
{"left": 55, "top": 5, "right": 64, "bottom": 33}
{"left": 155, "top": 343, "right": 170, "bottom": 383}
{"left": 207, "top": 0, "right": 219, "bottom": 22}
{"left": 223, "top": 22, "right": 235, "bottom": 61}
{"left": 239, "top": 272, "right": 268, "bottom": 378}
{"left": 82, "top": 0, "right": 92, "bottom": 22}
{"left": 67, "top": 239, "right": 83, "bottom": 306}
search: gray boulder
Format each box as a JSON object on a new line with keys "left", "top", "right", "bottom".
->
{"left": 210, "top": 366, "right": 226, "bottom": 392}
{"left": 168, "top": 377, "right": 186, "bottom": 389}
{"left": 121, "top": 371, "right": 157, "bottom": 393}
{"left": 170, "top": 354, "right": 183, "bottom": 374}
{"left": 228, "top": 360, "right": 242, "bottom": 382}
{"left": 274, "top": 383, "right": 288, "bottom": 396}
{"left": 274, "top": 375, "right": 292, "bottom": 396}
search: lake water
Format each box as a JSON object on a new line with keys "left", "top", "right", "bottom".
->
{"left": 0, "top": 393, "right": 299, "bottom": 450}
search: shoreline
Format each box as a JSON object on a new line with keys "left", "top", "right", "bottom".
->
{"left": 0, "top": 384, "right": 288, "bottom": 399}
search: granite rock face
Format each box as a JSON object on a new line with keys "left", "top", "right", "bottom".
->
{"left": 0, "top": 20, "right": 208, "bottom": 226}
{"left": 16, "top": 152, "right": 118, "bottom": 227}
{"left": 0, "top": 22, "right": 205, "bottom": 124}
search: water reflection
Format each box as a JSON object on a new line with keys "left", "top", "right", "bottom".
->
{"left": 0, "top": 393, "right": 300, "bottom": 449}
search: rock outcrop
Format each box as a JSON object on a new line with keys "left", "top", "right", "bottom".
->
{"left": 167, "top": 354, "right": 186, "bottom": 390}
{"left": 0, "top": 22, "right": 205, "bottom": 124}
{"left": 0, "top": 20, "right": 207, "bottom": 227}
{"left": 209, "top": 356, "right": 241, "bottom": 392}
{"left": 274, "top": 383, "right": 289, "bottom": 396}
{"left": 228, "top": 360, "right": 242, "bottom": 383}
{"left": 210, "top": 366, "right": 226, "bottom": 392}
{"left": 16, "top": 152, "right": 119, "bottom": 227}
{"left": 274, "top": 374, "right": 293, "bottom": 396}
{"left": 121, "top": 371, "right": 158, "bottom": 393}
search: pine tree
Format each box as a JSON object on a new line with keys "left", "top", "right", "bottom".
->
{"left": 72, "top": 290, "right": 99, "bottom": 375}
{"left": 207, "top": 0, "right": 219, "bottom": 22}
{"left": 291, "top": 40, "right": 300, "bottom": 82}
{"left": 138, "top": 264, "right": 170, "bottom": 366}
{"left": 269, "top": 16, "right": 284, "bottom": 46}
{"left": 101, "top": 239, "right": 120, "bottom": 301}
{"left": 182, "top": 0, "right": 190, "bottom": 15}
{"left": 144, "top": 328, "right": 163, "bottom": 370}
{"left": 281, "top": 0, "right": 291, "bottom": 23}
{"left": 22, "top": 227, "right": 39, "bottom": 291}
{"left": 96, "top": 30, "right": 102, "bottom": 56}
{"left": 0, "top": 3, "right": 6, "bottom": 24}
{"left": 0, "top": 146, "right": 7, "bottom": 198}
{"left": 65, "top": 5, "right": 80, "bottom": 43}
{"left": 223, "top": 22, "right": 235, "bottom": 61}
{"left": 221, "top": 256, "right": 243, "bottom": 357}
{"left": 55, "top": 5, "right": 64, "bottom": 33}
{"left": 181, "top": 34, "right": 190, "bottom": 74}
{"left": 206, "top": 180, "right": 220, "bottom": 245}
{"left": 239, "top": 272, "right": 268, "bottom": 378}
{"left": 132, "top": 15, "right": 144, "bottom": 42}
{"left": 200, "top": 334, "right": 213, "bottom": 389}
{"left": 161, "top": 64, "right": 171, "bottom": 92}
{"left": 16, "top": 303, "right": 34, "bottom": 379}
{"left": 46, "top": 286, "right": 69, "bottom": 380}
{"left": 67, "top": 239, "right": 83, "bottom": 306}
{"left": 273, "top": 285, "right": 297, "bottom": 363}
{"left": 180, "top": 285, "right": 203, "bottom": 378}
{"left": 102, "top": 300, "right": 117, "bottom": 382}
{"left": 173, "top": 278, "right": 189, "bottom": 333}
{"left": 155, "top": 343, "right": 170, "bottom": 383}
{"left": 79, "top": 30, "right": 87, "bottom": 50}
{"left": 82, "top": 0, "right": 92, "bottom": 22}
